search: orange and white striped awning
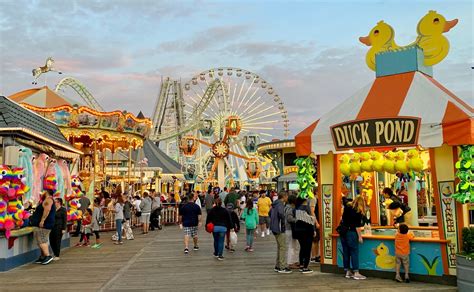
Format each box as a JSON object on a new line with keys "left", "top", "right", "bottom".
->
{"left": 295, "top": 71, "right": 473, "bottom": 156}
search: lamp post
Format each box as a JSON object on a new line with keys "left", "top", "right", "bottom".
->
{"left": 138, "top": 157, "right": 148, "bottom": 195}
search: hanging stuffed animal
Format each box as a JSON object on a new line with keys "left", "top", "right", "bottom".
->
{"left": 33, "top": 153, "right": 49, "bottom": 203}
{"left": 58, "top": 160, "right": 72, "bottom": 197}
{"left": 360, "top": 152, "right": 373, "bottom": 172}
{"left": 371, "top": 151, "right": 385, "bottom": 172}
{"left": 295, "top": 156, "right": 316, "bottom": 199}
{"left": 383, "top": 151, "right": 396, "bottom": 174}
{"left": 65, "top": 175, "right": 84, "bottom": 222}
{"left": 394, "top": 151, "right": 409, "bottom": 174}
{"left": 407, "top": 149, "right": 424, "bottom": 172}
{"left": 44, "top": 159, "right": 59, "bottom": 197}
{"left": 361, "top": 172, "right": 374, "bottom": 205}
{"left": 54, "top": 161, "right": 65, "bottom": 199}
{"left": 340, "top": 154, "right": 351, "bottom": 176}
{"left": 349, "top": 153, "right": 361, "bottom": 175}
{"left": 18, "top": 147, "right": 33, "bottom": 201}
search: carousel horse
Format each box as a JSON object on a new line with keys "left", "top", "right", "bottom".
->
{"left": 32, "top": 57, "right": 62, "bottom": 85}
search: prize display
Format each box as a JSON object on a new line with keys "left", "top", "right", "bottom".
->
{"left": 295, "top": 156, "right": 316, "bottom": 199}
{"left": 453, "top": 145, "right": 474, "bottom": 203}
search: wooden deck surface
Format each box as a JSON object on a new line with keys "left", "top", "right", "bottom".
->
{"left": 0, "top": 222, "right": 457, "bottom": 292}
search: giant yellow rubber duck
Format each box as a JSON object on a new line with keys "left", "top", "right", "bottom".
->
{"left": 350, "top": 153, "right": 362, "bottom": 175}
{"left": 394, "top": 150, "right": 409, "bottom": 174}
{"left": 371, "top": 151, "right": 385, "bottom": 173}
{"left": 359, "top": 21, "right": 399, "bottom": 70}
{"left": 360, "top": 152, "right": 374, "bottom": 172}
{"left": 415, "top": 11, "right": 458, "bottom": 66}
{"left": 407, "top": 149, "right": 424, "bottom": 172}
{"left": 340, "top": 154, "right": 351, "bottom": 177}
{"left": 373, "top": 243, "right": 396, "bottom": 270}
{"left": 383, "top": 151, "right": 397, "bottom": 174}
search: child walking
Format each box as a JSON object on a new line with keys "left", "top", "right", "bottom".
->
{"left": 394, "top": 224, "right": 414, "bottom": 283}
{"left": 91, "top": 198, "right": 103, "bottom": 248}
{"left": 80, "top": 208, "right": 93, "bottom": 247}
{"left": 242, "top": 199, "right": 259, "bottom": 252}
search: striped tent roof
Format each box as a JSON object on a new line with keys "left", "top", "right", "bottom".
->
{"left": 296, "top": 71, "right": 473, "bottom": 156}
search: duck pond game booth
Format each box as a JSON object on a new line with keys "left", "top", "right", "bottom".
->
{"left": 295, "top": 11, "right": 473, "bottom": 285}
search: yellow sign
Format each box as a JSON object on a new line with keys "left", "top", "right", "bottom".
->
{"left": 283, "top": 166, "right": 298, "bottom": 175}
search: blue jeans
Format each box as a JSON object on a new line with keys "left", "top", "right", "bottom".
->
{"left": 213, "top": 226, "right": 227, "bottom": 256}
{"left": 341, "top": 230, "right": 359, "bottom": 271}
{"left": 246, "top": 228, "right": 255, "bottom": 247}
{"left": 116, "top": 219, "right": 123, "bottom": 242}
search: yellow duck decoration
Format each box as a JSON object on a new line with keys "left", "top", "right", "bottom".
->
{"left": 416, "top": 10, "right": 458, "bottom": 66}
{"left": 359, "top": 21, "right": 399, "bottom": 70}
{"left": 360, "top": 152, "right": 374, "bottom": 172}
{"left": 394, "top": 150, "right": 409, "bottom": 173}
{"left": 371, "top": 151, "right": 385, "bottom": 172}
{"left": 360, "top": 11, "right": 458, "bottom": 70}
{"left": 383, "top": 151, "right": 396, "bottom": 174}
{"left": 349, "top": 153, "right": 362, "bottom": 175}
{"left": 340, "top": 154, "right": 351, "bottom": 177}
{"left": 407, "top": 149, "right": 424, "bottom": 172}
{"left": 374, "top": 243, "right": 396, "bottom": 270}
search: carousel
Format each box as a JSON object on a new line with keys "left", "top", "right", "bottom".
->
{"left": 9, "top": 83, "right": 152, "bottom": 196}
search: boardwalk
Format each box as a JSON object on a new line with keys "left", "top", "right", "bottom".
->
{"left": 0, "top": 224, "right": 456, "bottom": 292}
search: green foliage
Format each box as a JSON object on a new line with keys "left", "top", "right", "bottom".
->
{"left": 461, "top": 227, "right": 474, "bottom": 260}
{"left": 453, "top": 145, "right": 474, "bottom": 204}
{"left": 295, "top": 156, "right": 316, "bottom": 199}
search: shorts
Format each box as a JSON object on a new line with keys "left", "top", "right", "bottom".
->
{"left": 184, "top": 226, "right": 198, "bottom": 237}
{"left": 259, "top": 216, "right": 270, "bottom": 225}
{"left": 396, "top": 254, "right": 409, "bottom": 266}
{"left": 34, "top": 228, "right": 51, "bottom": 245}
{"left": 313, "top": 228, "right": 320, "bottom": 242}
{"left": 141, "top": 213, "right": 151, "bottom": 223}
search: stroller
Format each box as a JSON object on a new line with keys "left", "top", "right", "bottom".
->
{"left": 150, "top": 207, "right": 162, "bottom": 230}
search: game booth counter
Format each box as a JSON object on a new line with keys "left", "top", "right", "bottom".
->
{"left": 0, "top": 96, "right": 83, "bottom": 271}
{"left": 295, "top": 12, "right": 472, "bottom": 285}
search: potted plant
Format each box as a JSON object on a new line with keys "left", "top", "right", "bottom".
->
{"left": 457, "top": 227, "right": 474, "bottom": 291}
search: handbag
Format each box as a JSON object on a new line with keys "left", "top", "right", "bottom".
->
{"left": 206, "top": 222, "right": 214, "bottom": 233}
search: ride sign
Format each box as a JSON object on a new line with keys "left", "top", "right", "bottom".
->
{"left": 331, "top": 117, "right": 420, "bottom": 150}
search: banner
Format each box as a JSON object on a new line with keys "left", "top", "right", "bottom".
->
{"left": 322, "top": 184, "right": 334, "bottom": 260}
{"left": 438, "top": 180, "right": 458, "bottom": 269}
{"left": 331, "top": 117, "right": 420, "bottom": 150}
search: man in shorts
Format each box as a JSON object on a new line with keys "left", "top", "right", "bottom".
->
{"left": 31, "top": 189, "right": 56, "bottom": 265}
{"left": 257, "top": 190, "right": 272, "bottom": 237}
{"left": 179, "top": 193, "right": 202, "bottom": 254}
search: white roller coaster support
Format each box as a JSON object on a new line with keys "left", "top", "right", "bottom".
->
{"left": 150, "top": 78, "right": 226, "bottom": 141}
{"left": 151, "top": 78, "right": 172, "bottom": 137}
{"left": 54, "top": 77, "right": 104, "bottom": 111}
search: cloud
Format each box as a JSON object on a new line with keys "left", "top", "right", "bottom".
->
{"left": 224, "top": 41, "right": 316, "bottom": 58}
{"left": 158, "top": 25, "right": 251, "bottom": 53}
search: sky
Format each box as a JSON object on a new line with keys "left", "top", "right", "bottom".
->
{"left": 0, "top": 0, "right": 472, "bottom": 138}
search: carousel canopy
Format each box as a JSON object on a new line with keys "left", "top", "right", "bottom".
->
{"left": 0, "top": 96, "right": 81, "bottom": 154}
{"left": 133, "top": 139, "right": 182, "bottom": 174}
{"left": 296, "top": 71, "right": 473, "bottom": 156}
{"left": 9, "top": 86, "right": 80, "bottom": 107}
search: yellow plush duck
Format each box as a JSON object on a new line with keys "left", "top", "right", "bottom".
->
{"left": 340, "top": 154, "right": 351, "bottom": 177}
{"left": 359, "top": 21, "right": 399, "bottom": 70}
{"left": 383, "top": 151, "right": 397, "bottom": 174}
{"left": 350, "top": 153, "right": 362, "bottom": 175}
{"left": 360, "top": 152, "right": 374, "bottom": 172}
{"left": 416, "top": 11, "right": 458, "bottom": 66}
{"left": 394, "top": 150, "right": 409, "bottom": 174}
{"left": 407, "top": 149, "right": 424, "bottom": 172}
{"left": 374, "top": 243, "right": 396, "bottom": 270}
{"left": 371, "top": 151, "right": 385, "bottom": 173}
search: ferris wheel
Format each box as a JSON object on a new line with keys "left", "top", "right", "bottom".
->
{"left": 150, "top": 67, "right": 289, "bottom": 187}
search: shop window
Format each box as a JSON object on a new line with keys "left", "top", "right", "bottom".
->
{"left": 283, "top": 152, "right": 297, "bottom": 167}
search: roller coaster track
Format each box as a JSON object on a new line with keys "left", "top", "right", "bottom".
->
{"left": 54, "top": 77, "right": 104, "bottom": 111}
{"left": 149, "top": 78, "right": 226, "bottom": 141}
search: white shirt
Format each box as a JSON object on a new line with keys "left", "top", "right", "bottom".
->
{"left": 195, "top": 197, "right": 201, "bottom": 208}
{"left": 134, "top": 199, "right": 141, "bottom": 212}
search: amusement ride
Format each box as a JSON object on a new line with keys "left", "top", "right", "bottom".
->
{"left": 150, "top": 67, "right": 290, "bottom": 188}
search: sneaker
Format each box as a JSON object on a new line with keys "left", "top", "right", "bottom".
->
{"left": 248, "top": 248, "right": 254, "bottom": 252}
{"left": 184, "top": 248, "right": 189, "bottom": 254}
{"left": 266, "top": 229, "right": 270, "bottom": 235}
{"left": 217, "top": 256, "right": 224, "bottom": 261}
{"left": 395, "top": 276, "right": 403, "bottom": 283}
{"left": 405, "top": 278, "right": 410, "bottom": 283}
{"left": 301, "top": 268, "right": 314, "bottom": 274}
{"left": 274, "top": 266, "right": 280, "bottom": 272}
{"left": 225, "top": 245, "right": 230, "bottom": 250}
{"left": 41, "top": 256, "right": 54, "bottom": 265}
{"left": 74, "top": 243, "right": 83, "bottom": 247}
{"left": 229, "top": 248, "right": 235, "bottom": 253}
{"left": 214, "top": 254, "right": 219, "bottom": 258}
{"left": 193, "top": 246, "right": 199, "bottom": 251}
{"left": 345, "top": 271, "right": 354, "bottom": 279}
{"left": 119, "top": 241, "right": 123, "bottom": 245}
{"left": 34, "top": 256, "right": 45, "bottom": 264}
{"left": 313, "top": 256, "right": 321, "bottom": 263}
{"left": 278, "top": 268, "right": 293, "bottom": 274}
{"left": 52, "top": 257, "right": 60, "bottom": 261}
{"left": 299, "top": 266, "right": 304, "bottom": 272}
{"left": 244, "top": 246, "right": 249, "bottom": 251}
{"left": 353, "top": 273, "right": 367, "bottom": 280}
{"left": 261, "top": 233, "right": 265, "bottom": 238}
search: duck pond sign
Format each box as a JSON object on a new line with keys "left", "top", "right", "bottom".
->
{"left": 330, "top": 117, "right": 420, "bottom": 151}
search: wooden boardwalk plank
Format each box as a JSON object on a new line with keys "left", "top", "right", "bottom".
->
{"left": 0, "top": 223, "right": 457, "bottom": 292}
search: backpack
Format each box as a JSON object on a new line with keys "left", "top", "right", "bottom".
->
{"left": 98, "top": 208, "right": 106, "bottom": 225}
